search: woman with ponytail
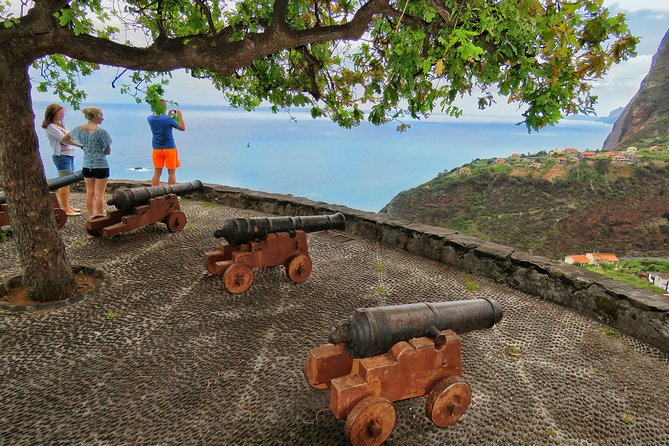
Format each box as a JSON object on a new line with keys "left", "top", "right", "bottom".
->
{"left": 62, "top": 107, "right": 112, "bottom": 218}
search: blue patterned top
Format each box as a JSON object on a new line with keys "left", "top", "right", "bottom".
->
{"left": 70, "top": 127, "right": 112, "bottom": 169}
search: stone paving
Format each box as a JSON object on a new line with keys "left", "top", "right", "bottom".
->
{"left": 1, "top": 192, "right": 668, "bottom": 445}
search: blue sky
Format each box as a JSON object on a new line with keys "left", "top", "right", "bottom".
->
{"left": 28, "top": 1, "right": 669, "bottom": 120}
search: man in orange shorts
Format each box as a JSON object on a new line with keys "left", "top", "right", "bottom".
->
{"left": 147, "top": 99, "right": 186, "bottom": 185}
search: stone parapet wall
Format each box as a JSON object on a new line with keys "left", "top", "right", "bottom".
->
{"left": 109, "top": 180, "right": 669, "bottom": 353}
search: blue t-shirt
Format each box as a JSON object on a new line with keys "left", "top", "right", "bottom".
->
{"left": 70, "top": 126, "right": 112, "bottom": 169}
{"left": 147, "top": 114, "right": 180, "bottom": 149}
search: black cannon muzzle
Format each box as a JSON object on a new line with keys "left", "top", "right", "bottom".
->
{"left": 328, "top": 298, "right": 504, "bottom": 358}
{"left": 107, "top": 180, "right": 204, "bottom": 210}
{"left": 0, "top": 171, "right": 84, "bottom": 205}
{"left": 214, "top": 212, "right": 346, "bottom": 245}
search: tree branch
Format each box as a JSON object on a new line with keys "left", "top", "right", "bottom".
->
{"left": 25, "top": 0, "right": 390, "bottom": 76}
{"left": 193, "top": 0, "right": 216, "bottom": 35}
{"left": 0, "top": 0, "right": 68, "bottom": 45}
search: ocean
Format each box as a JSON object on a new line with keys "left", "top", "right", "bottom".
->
{"left": 34, "top": 102, "right": 613, "bottom": 212}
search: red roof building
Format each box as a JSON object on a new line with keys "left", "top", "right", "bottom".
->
{"left": 586, "top": 253, "right": 619, "bottom": 264}
{"left": 564, "top": 255, "right": 591, "bottom": 265}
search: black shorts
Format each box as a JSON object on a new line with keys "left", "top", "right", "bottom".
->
{"left": 82, "top": 167, "right": 110, "bottom": 179}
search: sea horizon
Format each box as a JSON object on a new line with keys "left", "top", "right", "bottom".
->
{"left": 32, "top": 101, "right": 614, "bottom": 212}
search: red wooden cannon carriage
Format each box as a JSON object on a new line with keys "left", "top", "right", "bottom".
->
{"left": 84, "top": 180, "right": 203, "bottom": 238}
{"left": 204, "top": 213, "right": 345, "bottom": 294}
{"left": 304, "top": 299, "right": 503, "bottom": 446}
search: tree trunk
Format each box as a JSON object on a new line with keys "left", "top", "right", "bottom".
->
{"left": 0, "top": 59, "right": 75, "bottom": 301}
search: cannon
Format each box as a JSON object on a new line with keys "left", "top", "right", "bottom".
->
{"left": 303, "top": 299, "right": 503, "bottom": 446}
{"left": 204, "top": 213, "right": 346, "bottom": 293}
{"left": 84, "top": 180, "right": 203, "bottom": 238}
{"left": 0, "top": 170, "right": 84, "bottom": 228}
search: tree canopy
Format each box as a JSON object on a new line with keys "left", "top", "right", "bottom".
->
{"left": 0, "top": 0, "right": 638, "bottom": 301}
{"left": 7, "top": 0, "right": 637, "bottom": 130}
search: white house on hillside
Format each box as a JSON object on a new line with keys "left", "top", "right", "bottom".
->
{"left": 647, "top": 272, "right": 669, "bottom": 292}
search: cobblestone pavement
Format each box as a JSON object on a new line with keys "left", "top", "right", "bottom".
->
{"left": 1, "top": 193, "right": 668, "bottom": 445}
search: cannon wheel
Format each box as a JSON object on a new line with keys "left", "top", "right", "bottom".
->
{"left": 286, "top": 255, "right": 312, "bottom": 284}
{"left": 425, "top": 375, "right": 472, "bottom": 428}
{"left": 223, "top": 263, "right": 254, "bottom": 294}
{"left": 344, "top": 396, "right": 396, "bottom": 446}
{"left": 165, "top": 211, "right": 187, "bottom": 233}
{"left": 84, "top": 215, "right": 106, "bottom": 237}
{"left": 53, "top": 208, "right": 67, "bottom": 229}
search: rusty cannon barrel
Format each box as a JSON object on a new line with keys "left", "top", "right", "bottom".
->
{"left": 0, "top": 171, "right": 84, "bottom": 204}
{"left": 107, "top": 180, "right": 204, "bottom": 211}
{"left": 328, "top": 298, "right": 503, "bottom": 358}
{"left": 213, "top": 212, "right": 346, "bottom": 245}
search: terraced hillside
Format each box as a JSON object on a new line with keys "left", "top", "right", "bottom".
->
{"left": 382, "top": 153, "right": 669, "bottom": 259}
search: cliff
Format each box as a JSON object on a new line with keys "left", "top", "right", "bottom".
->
{"left": 381, "top": 157, "right": 669, "bottom": 259}
{"left": 603, "top": 28, "right": 669, "bottom": 149}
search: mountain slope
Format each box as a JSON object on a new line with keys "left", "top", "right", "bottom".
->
{"left": 381, "top": 159, "right": 669, "bottom": 259}
{"left": 603, "top": 28, "right": 669, "bottom": 149}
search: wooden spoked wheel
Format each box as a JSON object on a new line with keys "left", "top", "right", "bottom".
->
{"left": 344, "top": 396, "right": 396, "bottom": 446}
{"left": 165, "top": 211, "right": 187, "bottom": 233}
{"left": 53, "top": 208, "right": 67, "bottom": 229}
{"left": 425, "top": 375, "right": 472, "bottom": 428}
{"left": 84, "top": 215, "right": 105, "bottom": 237}
{"left": 286, "top": 255, "right": 312, "bottom": 284}
{"left": 223, "top": 263, "right": 254, "bottom": 294}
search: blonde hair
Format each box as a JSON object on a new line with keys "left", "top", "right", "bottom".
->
{"left": 82, "top": 106, "right": 103, "bottom": 121}
{"left": 41, "top": 103, "right": 63, "bottom": 128}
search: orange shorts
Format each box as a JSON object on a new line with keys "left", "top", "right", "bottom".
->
{"left": 152, "top": 148, "right": 181, "bottom": 169}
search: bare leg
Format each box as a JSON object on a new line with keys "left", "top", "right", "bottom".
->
{"left": 167, "top": 168, "right": 176, "bottom": 185}
{"left": 151, "top": 168, "right": 163, "bottom": 186}
{"left": 57, "top": 171, "right": 75, "bottom": 213}
{"left": 84, "top": 177, "right": 96, "bottom": 216}
{"left": 57, "top": 180, "right": 68, "bottom": 209}
{"left": 93, "top": 178, "right": 109, "bottom": 216}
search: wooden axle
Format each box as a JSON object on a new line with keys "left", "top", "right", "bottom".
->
{"left": 84, "top": 193, "right": 186, "bottom": 238}
{"left": 304, "top": 330, "right": 471, "bottom": 446}
{"left": 0, "top": 192, "right": 67, "bottom": 229}
{"left": 204, "top": 230, "right": 313, "bottom": 294}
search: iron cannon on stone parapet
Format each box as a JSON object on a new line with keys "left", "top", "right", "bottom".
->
{"left": 304, "top": 299, "right": 503, "bottom": 446}
{"left": 0, "top": 170, "right": 84, "bottom": 228}
{"left": 205, "top": 213, "right": 346, "bottom": 293}
{"left": 85, "top": 180, "right": 204, "bottom": 238}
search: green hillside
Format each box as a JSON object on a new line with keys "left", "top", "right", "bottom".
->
{"left": 381, "top": 149, "right": 669, "bottom": 259}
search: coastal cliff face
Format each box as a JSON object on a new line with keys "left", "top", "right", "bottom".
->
{"left": 381, "top": 161, "right": 669, "bottom": 259}
{"left": 603, "top": 28, "right": 669, "bottom": 150}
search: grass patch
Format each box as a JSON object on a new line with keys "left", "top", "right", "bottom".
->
{"left": 70, "top": 239, "right": 85, "bottom": 248}
{"left": 200, "top": 201, "right": 220, "bottom": 209}
{"left": 582, "top": 264, "right": 666, "bottom": 294}
{"left": 504, "top": 344, "right": 521, "bottom": 357}
{"left": 601, "top": 327, "right": 621, "bottom": 338}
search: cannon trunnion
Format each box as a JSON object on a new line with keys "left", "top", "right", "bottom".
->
{"left": 304, "top": 299, "right": 503, "bottom": 446}
{"left": 204, "top": 213, "right": 346, "bottom": 294}
{"left": 85, "top": 180, "right": 203, "bottom": 238}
